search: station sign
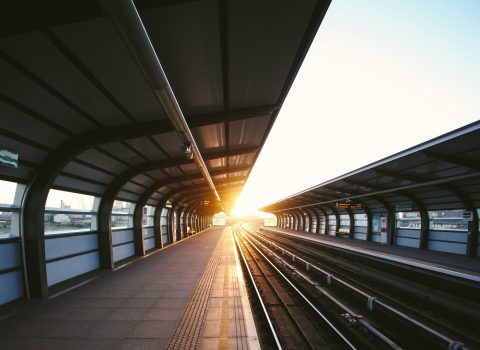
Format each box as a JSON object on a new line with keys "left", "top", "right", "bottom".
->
{"left": 336, "top": 202, "right": 365, "bottom": 209}
{"left": 0, "top": 149, "right": 18, "bottom": 168}
{"left": 200, "top": 200, "right": 210, "bottom": 206}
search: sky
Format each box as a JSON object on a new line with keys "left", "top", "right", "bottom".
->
{"left": 231, "top": 0, "right": 480, "bottom": 216}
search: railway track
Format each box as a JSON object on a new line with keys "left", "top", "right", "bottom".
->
{"left": 232, "top": 225, "right": 397, "bottom": 350}
{"left": 234, "top": 224, "right": 479, "bottom": 349}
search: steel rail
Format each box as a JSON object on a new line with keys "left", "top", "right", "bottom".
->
{"left": 238, "top": 226, "right": 357, "bottom": 349}
{"left": 231, "top": 227, "right": 283, "bottom": 349}
{"left": 250, "top": 225, "right": 470, "bottom": 350}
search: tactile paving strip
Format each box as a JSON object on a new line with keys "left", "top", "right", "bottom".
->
{"left": 167, "top": 234, "right": 224, "bottom": 350}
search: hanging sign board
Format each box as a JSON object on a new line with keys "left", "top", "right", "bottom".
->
{"left": 0, "top": 149, "right": 18, "bottom": 168}
{"left": 336, "top": 202, "right": 365, "bottom": 209}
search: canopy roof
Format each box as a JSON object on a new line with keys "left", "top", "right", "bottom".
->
{"left": 261, "top": 122, "right": 480, "bottom": 214}
{"left": 0, "top": 0, "right": 331, "bottom": 211}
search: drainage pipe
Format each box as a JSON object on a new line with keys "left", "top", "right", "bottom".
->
{"left": 101, "top": 0, "right": 221, "bottom": 203}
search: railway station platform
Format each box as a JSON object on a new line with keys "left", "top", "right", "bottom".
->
{"left": 260, "top": 226, "right": 480, "bottom": 282}
{"left": 0, "top": 227, "right": 259, "bottom": 350}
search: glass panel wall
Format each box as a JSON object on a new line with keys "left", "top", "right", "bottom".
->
{"left": 0, "top": 180, "right": 25, "bottom": 239}
{"left": 44, "top": 189, "right": 99, "bottom": 235}
{"left": 354, "top": 213, "right": 368, "bottom": 226}
{"left": 111, "top": 200, "right": 135, "bottom": 229}
{"left": 428, "top": 209, "right": 467, "bottom": 231}
{"left": 143, "top": 205, "right": 155, "bottom": 227}
{"left": 396, "top": 211, "right": 421, "bottom": 229}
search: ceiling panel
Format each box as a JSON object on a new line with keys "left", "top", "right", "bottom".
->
{"left": 125, "top": 137, "right": 168, "bottom": 162}
{"left": 229, "top": 115, "right": 270, "bottom": 147}
{"left": 121, "top": 181, "right": 146, "bottom": 195}
{"left": 141, "top": 0, "right": 224, "bottom": 116}
{"left": 53, "top": 18, "right": 165, "bottom": 124}
{"left": 192, "top": 123, "right": 225, "bottom": 151}
{"left": 0, "top": 57, "right": 94, "bottom": 133}
{"left": 150, "top": 131, "right": 184, "bottom": 158}
{"left": 53, "top": 175, "right": 106, "bottom": 196}
{"left": 145, "top": 170, "right": 168, "bottom": 182}
{"left": 98, "top": 142, "right": 145, "bottom": 166}
{"left": 76, "top": 149, "right": 128, "bottom": 174}
{"left": 0, "top": 31, "right": 129, "bottom": 127}
{"left": 229, "top": 0, "right": 317, "bottom": 109}
{"left": 62, "top": 161, "right": 115, "bottom": 184}
{"left": 0, "top": 100, "right": 68, "bottom": 148}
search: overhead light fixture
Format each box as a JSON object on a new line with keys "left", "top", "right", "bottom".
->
{"left": 182, "top": 144, "right": 193, "bottom": 160}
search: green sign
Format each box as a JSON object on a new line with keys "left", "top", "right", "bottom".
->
{"left": 0, "top": 149, "right": 18, "bottom": 168}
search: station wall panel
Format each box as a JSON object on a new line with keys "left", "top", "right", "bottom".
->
{"left": 161, "top": 226, "right": 169, "bottom": 245}
{"left": 112, "top": 229, "right": 134, "bottom": 246}
{"left": 0, "top": 241, "right": 23, "bottom": 305}
{"left": 426, "top": 230, "right": 467, "bottom": 255}
{"left": 46, "top": 251, "right": 99, "bottom": 286}
{"left": 395, "top": 228, "right": 420, "bottom": 248}
{"left": 112, "top": 229, "right": 135, "bottom": 262}
{"left": 113, "top": 243, "right": 135, "bottom": 262}
{"left": 45, "top": 234, "right": 98, "bottom": 260}
{"left": 371, "top": 233, "right": 381, "bottom": 243}
{"left": 0, "top": 242, "right": 22, "bottom": 270}
{"left": 354, "top": 226, "right": 367, "bottom": 240}
{"left": 144, "top": 227, "right": 155, "bottom": 251}
{"left": 0, "top": 270, "right": 23, "bottom": 305}
{"left": 143, "top": 227, "right": 154, "bottom": 239}
{"left": 144, "top": 237, "right": 155, "bottom": 251}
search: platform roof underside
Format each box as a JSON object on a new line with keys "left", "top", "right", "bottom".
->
{"left": 0, "top": 0, "right": 331, "bottom": 212}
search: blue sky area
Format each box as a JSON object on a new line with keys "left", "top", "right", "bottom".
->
{"left": 233, "top": 0, "right": 480, "bottom": 215}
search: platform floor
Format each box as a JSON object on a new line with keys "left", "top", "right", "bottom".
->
{"left": 0, "top": 227, "right": 259, "bottom": 350}
{"left": 262, "top": 226, "right": 480, "bottom": 280}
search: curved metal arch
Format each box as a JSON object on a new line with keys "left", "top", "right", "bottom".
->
{"left": 322, "top": 204, "right": 339, "bottom": 236}
{"left": 173, "top": 186, "right": 244, "bottom": 212}
{"left": 168, "top": 180, "right": 245, "bottom": 206}
{"left": 313, "top": 206, "right": 328, "bottom": 234}
{"left": 304, "top": 207, "right": 319, "bottom": 233}
{"left": 397, "top": 191, "right": 429, "bottom": 250}
{"left": 156, "top": 182, "right": 245, "bottom": 219}
{"left": 135, "top": 179, "right": 244, "bottom": 251}
{"left": 141, "top": 172, "right": 247, "bottom": 208}
{"left": 287, "top": 211, "right": 295, "bottom": 230}
{"left": 294, "top": 209, "right": 304, "bottom": 232}
{"left": 101, "top": 145, "right": 257, "bottom": 204}
{"left": 304, "top": 208, "right": 316, "bottom": 233}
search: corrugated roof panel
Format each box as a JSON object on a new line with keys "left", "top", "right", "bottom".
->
{"left": 229, "top": 0, "right": 317, "bottom": 109}
{"left": 229, "top": 114, "right": 270, "bottom": 147}
{"left": 142, "top": 1, "right": 224, "bottom": 116}
{"left": 192, "top": 123, "right": 225, "bottom": 151}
